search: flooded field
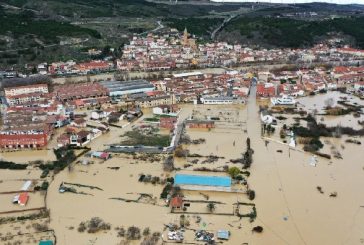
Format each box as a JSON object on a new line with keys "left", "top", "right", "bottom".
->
{"left": 0, "top": 150, "right": 56, "bottom": 164}
{"left": 297, "top": 91, "right": 364, "bottom": 130}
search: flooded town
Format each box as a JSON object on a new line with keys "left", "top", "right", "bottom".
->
{"left": 1, "top": 27, "right": 364, "bottom": 245}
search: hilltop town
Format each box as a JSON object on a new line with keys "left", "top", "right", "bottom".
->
{"left": 0, "top": 27, "right": 364, "bottom": 245}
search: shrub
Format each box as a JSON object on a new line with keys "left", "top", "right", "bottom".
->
{"left": 117, "top": 227, "right": 126, "bottom": 237}
{"left": 41, "top": 181, "right": 49, "bottom": 191}
{"left": 247, "top": 190, "right": 255, "bottom": 200}
{"left": 228, "top": 167, "right": 241, "bottom": 179}
{"left": 0, "top": 160, "right": 27, "bottom": 170}
{"left": 127, "top": 226, "right": 141, "bottom": 240}
{"left": 163, "top": 156, "right": 174, "bottom": 172}
{"left": 174, "top": 145, "right": 189, "bottom": 158}
{"left": 235, "top": 175, "right": 244, "bottom": 181}
{"left": 143, "top": 227, "right": 150, "bottom": 236}
{"left": 206, "top": 202, "right": 216, "bottom": 213}
{"left": 252, "top": 226, "right": 263, "bottom": 233}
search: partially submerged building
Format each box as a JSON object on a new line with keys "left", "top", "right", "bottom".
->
{"left": 186, "top": 120, "right": 215, "bottom": 129}
{"left": 197, "top": 96, "right": 244, "bottom": 105}
{"left": 13, "top": 192, "right": 29, "bottom": 206}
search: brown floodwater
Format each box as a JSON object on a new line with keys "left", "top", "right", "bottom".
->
{"left": 1, "top": 89, "right": 364, "bottom": 244}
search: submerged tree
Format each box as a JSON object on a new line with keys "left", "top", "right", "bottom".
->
{"left": 206, "top": 202, "right": 216, "bottom": 213}
{"left": 163, "top": 156, "right": 175, "bottom": 172}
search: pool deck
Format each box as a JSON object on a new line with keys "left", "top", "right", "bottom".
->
{"left": 177, "top": 184, "right": 246, "bottom": 193}
{"left": 175, "top": 174, "right": 232, "bottom": 187}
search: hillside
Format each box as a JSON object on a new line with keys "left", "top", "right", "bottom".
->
{"left": 1, "top": 0, "right": 364, "bottom": 69}
{"left": 219, "top": 16, "right": 364, "bottom": 48}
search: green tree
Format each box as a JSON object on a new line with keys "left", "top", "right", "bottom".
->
{"left": 228, "top": 167, "right": 241, "bottom": 179}
{"left": 206, "top": 202, "right": 216, "bottom": 213}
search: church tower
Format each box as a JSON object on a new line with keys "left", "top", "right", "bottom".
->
{"left": 182, "top": 27, "right": 189, "bottom": 46}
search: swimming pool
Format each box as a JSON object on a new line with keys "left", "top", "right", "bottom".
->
{"left": 174, "top": 174, "right": 231, "bottom": 187}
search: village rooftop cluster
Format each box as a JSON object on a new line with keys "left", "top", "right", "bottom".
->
{"left": 1, "top": 59, "right": 363, "bottom": 150}
{"left": 1, "top": 29, "right": 364, "bottom": 78}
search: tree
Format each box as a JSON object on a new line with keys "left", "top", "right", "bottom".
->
{"left": 252, "top": 226, "right": 263, "bottom": 233}
{"left": 142, "top": 227, "right": 150, "bottom": 236}
{"left": 127, "top": 226, "right": 141, "bottom": 240}
{"left": 206, "top": 202, "right": 216, "bottom": 213}
{"left": 247, "top": 190, "right": 255, "bottom": 200}
{"left": 174, "top": 145, "right": 189, "bottom": 158}
{"left": 163, "top": 156, "right": 175, "bottom": 172}
{"left": 228, "top": 167, "right": 241, "bottom": 179}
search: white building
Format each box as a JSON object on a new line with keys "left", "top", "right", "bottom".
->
{"left": 4, "top": 84, "right": 48, "bottom": 97}
{"left": 260, "top": 110, "right": 274, "bottom": 125}
{"left": 354, "top": 82, "right": 364, "bottom": 91}
{"left": 197, "top": 96, "right": 244, "bottom": 105}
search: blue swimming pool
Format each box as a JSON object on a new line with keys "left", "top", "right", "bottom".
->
{"left": 175, "top": 174, "right": 231, "bottom": 187}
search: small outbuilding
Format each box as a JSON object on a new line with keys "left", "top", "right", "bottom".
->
{"left": 13, "top": 192, "right": 29, "bottom": 206}
{"left": 170, "top": 196, "right": 184, "bottom": 209}
{"left": 217, "top": 230, "right": 230, "bottom": 240}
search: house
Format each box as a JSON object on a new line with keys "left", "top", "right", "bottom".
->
{"left": 4, "top": 84, "right": 48, "bottom": 97}
{"left": 199, "top": 96, "right": 242, "bottom": 105}
{"left": 134, "top": 94, "right": 175, "bottom": 108}
{"left": 13, "top": 192, "right": 29, "bottom": 206}
{"left": 107, "top": 112, "right": 124, "bottom": 123}
{"left": 260, "top": 110, "right": 275, "bottom": 125}
{"left": 170, "top": 196, "right": 183, "bottom": 210}
{"left": 71, "top": 118, "right": 87, "bottom": 128}
{"left": 91, "top": 110, "right": 110, "bottom": 120}
{"left": 70, "top": 131, "right": 91, "bottom": 146}
{"left": 152, "top": 104, "right": 179, "bottom": 116}
{"left": 256, "top": 83, "right": 276, "bottom": 97}
{"left": 57, "top": 134, "right": 71, "bottom": 148}
{"left": 354, "top": 81, "right": 364, "bottom": 91}
{"left": 0, "top": 132, "right": 48, "bottom": 149}
{"left": 46, "top": 115, "right": 69, "bottom": 128}
{"left": 160, "top": 117, "right": 177, "bottom": 130}
{"left": 90, "top": 151, "right": 111, "bottom": 160}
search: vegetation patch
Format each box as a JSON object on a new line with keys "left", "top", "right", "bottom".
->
{"left": 78, "top": 217, "right": 111, "bottom": 233}
{"left": 225, "top": 16, "right": 364, "bottom": 48}
{"left": 164, "top": 17, "right": 224, "bottom": 37}
{"left": 120, "top": 129, "right": 171, "bottom": 147}
{"left": 0, "top": 160, "right": 28, "bottom": 170}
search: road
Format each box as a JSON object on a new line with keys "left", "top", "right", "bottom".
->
{"left": 139, "top": 21, "right": 164, "bottom": 36}
{"left": 211, "top": 14, "right": 236, "bottom": 40}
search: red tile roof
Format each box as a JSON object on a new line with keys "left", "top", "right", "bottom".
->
{"left": 18, "top": 193, "right": 29, "bottom": 206}
{"left": 170, "top": 197, "right": 183, "bottom": 208}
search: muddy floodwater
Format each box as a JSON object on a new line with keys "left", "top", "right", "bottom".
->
{"left": 1, "top": 89, "right": 364, "bottom": 245}
{"left": 297, "top": 91, "right": 364, "bottom": 130}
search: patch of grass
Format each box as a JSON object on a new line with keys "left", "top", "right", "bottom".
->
{"left": 121, "top": 130, "right": 171, "bottom": 147}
